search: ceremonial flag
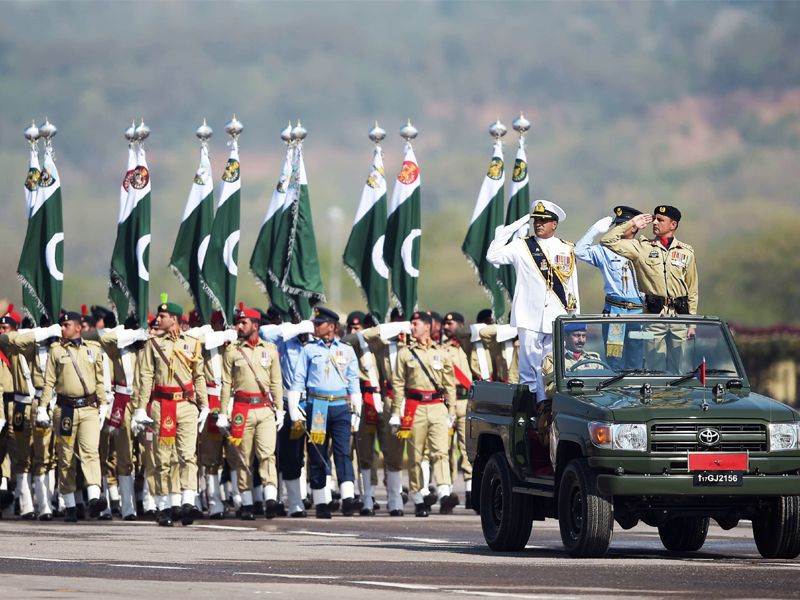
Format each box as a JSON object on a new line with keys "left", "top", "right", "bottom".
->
{"left": 169, "top": 144, "right": 214, "bottom": 324}
{"left": 499, "top": 137, "right": 530, "bottom": 301}
{"left": 250, "top": 143, "right": 293, "bottom": 319}
{"left": 343, "top": 145, "right": 390, "bottom": 321}
{"left": 18, "top": 143, "right": 64, "bottom": 323}
{"left": 693, "top": 358, "right": 706, "bottom": 386}
{"left": 463, "top": 140, "right": 505, "bottom": 321}
{"left": 109, "top": 142, "right": 151, "bottom": 327}
{"left": 281, "top": 144, "right": 325, "bottom": 318}
{"left": 383, "top": 144, "right": 421, "bottom": 317}
{"left": 203, "top": 140, "right": 241, "bottom": 326}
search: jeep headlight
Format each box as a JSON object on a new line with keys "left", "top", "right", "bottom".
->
{"left": 589, "top": 422, "right": 647, "bottom": 451}
{"left": 769, "top": 423, "right": 799, "bottom": 451}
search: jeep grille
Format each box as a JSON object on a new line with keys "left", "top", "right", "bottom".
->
{"left": 649, "top": 422, "right": 767, "bottom": 453}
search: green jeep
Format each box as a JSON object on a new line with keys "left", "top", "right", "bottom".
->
{"left": 466, "top": 314, "right": 800, "bottom": 559}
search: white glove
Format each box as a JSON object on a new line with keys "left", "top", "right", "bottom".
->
{"left": 223, "top": 329, "right": 238, "bottom": 344}
{"left": 592, "top": 216, "right": 614, "bottom": 234}
{"left": 287, "top": 390, "right": 304, "bottom": 423}
{"left": 33, "top": 324, "right": 62, "bottom": 342}
{"left": 512, "top": 214, "right": 531, "bottom": 230}
{"left": 447, "top": 414, "right": 456, "bottom": 430}
{"left": 215, "top": 413, "right": 229, "bottom": 433}
{"left": 99, "top": 404, "right": 108, "bottom": 427}
{"left": 0, "top": 418, "right": 6, "bottom": 432}
{"left": 130, "top": 408, "right": 153, "bottom": 436}
{"left": 197, "top": 405, "right": 210, "bottom": 432}
{"left": 379, "top": 321, "right": 411, "bottom": 340}
{"left": 275, "top": 409, "right": 286, "bottom": 432}
{"left": 279, "top": 320, "right": 315, "bottom": 341}
{"left": 373, "top": 393, "right": 384, "bottom": 415}
{"left": 349, "top": 393, "right": 362, "bottom": 432}
{"left": 36, "top": 406, "right": 51, "bottom": 428}
{"left": 388, "top": 413, "right": 402, "bottom": 435}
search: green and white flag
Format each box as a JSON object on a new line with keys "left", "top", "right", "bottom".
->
{"left": 109, "top": 144, "right": 151, "bottom": 327}
{"left": 281, "top": 144, "right": 325, "bottom": 319}
{"left": 383, "top": 144, "right": 421, "bottom": 317}
{"left": 202, "top": 141, "right": 240, "bottom": 326}
{"left": 343, "top": 145, "right": 389, "bottom": 321}
{"left": 169, "top": 145, "right": 214, "bottom": 324}
{"left": 250, "top": 144, "right": 293, "bottom": 319}
{"left": 499, "top": 138, "right": 530, "bottom": 301}
{"left": 463, "top": 141, "right": 506, "bottom": 321}
{"left": 18, "top": 143, "right": 64, "bottom": 323}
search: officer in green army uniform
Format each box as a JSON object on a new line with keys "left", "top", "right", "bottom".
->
{"left": 602, "top": 205, "right": 698, "bottom": 374}
{"left": 37, "top": 311, "right": 108, "bottom": 522}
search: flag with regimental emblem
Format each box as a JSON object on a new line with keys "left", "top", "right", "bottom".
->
{"left": 499, "top": 137, "right": 530, "bottom": 302}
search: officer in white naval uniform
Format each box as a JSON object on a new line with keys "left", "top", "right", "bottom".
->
{"left": 485, "top": 199, "right": 580, "bottom": 402}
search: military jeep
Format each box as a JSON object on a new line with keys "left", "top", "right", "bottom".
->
{"left": 466, "top": 314, "right": 800, "bottom": 559}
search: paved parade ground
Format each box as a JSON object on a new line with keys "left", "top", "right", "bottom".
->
{"left": 0, "top": 498, "right": 798, "bottom": 600}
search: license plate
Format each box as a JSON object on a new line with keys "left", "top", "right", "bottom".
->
{"left": 693, "top": 471, "right": 743, "bottom": 486}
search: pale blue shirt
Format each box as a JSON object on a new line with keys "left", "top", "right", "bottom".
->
{"left": 290, "top": 337, "right": 360, "bottom": 396}
{"left": 575, "top": 226, "right": 641, "bottom": 301}
{"left": 259, "top": 327, "right": 306, "bottom": 391}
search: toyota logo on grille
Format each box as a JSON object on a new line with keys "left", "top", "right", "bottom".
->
{"left": 698, "top": 428, "right": 720, "bottom": 447}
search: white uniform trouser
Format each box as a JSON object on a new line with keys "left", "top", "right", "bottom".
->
{"left": 519, "top": 329, "right": 552, "bottom": 403}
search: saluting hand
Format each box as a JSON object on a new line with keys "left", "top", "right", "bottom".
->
{"left": 631, "top": 214, "right": 653, "bottom": 229}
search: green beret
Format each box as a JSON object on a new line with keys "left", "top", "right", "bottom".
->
{"left": 157, "top": 302, "right": 183, "bottom": 318}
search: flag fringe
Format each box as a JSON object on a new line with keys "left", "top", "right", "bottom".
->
{"left": 108, "top": 268, "right": 138, "bottom": 321}
{"left": 249, "top": 268, "right": 269, "bottom": 295}
{"left": 461, "top": 248, "right": 505, "bottom": 324}
{"left": 16, "top": 272, "right": 49, "bottom": 320}
{"left": 168, "top": 263, "right": 202, "bottom": 312}
{"left": 201, "top": 280, "right": 227, "bottom": 327}
{"left": 342, "top": 263, "right": 388, "bottom": 322}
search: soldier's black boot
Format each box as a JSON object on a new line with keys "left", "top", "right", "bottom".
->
{"left": 180, "top": 503, "right": 198, "bottom": 526}
{"left": 0, "top": 490, "right": 14, "bottom": 510}
{"left": 315, "top": 503, "right": 332, "bottom": 519}
{"left": 110, "top": 499, "right": 121, "bottom": 515}
{"left": 423, "top": 492, "right": 437, "bottom": 508}
{"left": 341, "top": 497, "right": 361, "bottom": 516}
{"left": 276, "top": 502, "right": 287, "bottom": 517}
{"left": 158, "top": 509, "right": 173, "bottom": 527}
{"left": 328, "top": 498, "right": 340, "bottom": 513}
{"left": 39, "top": 513, "right": 53, "bottom": 522}
{"left": 89, "top": 496, "right": 108, "bottom": 519}
{"left": 373, "top": 498, "right": 380, "bottom": 511}
{"left": 465, "top": 491, "right": 473, "bottom": 511}
{"left": 75, "top": 503, "right": 86, "bottom": 520}
{"left": 414, "top": 503, "right": 429, "bottom": 518}
{"left": 265, "top": 499, "right": 278, "bottom": 519}
{"left": 64, "top": 507, "right": 77, "bottom": 523}
{"left": 401, "top": 486, "right": 409, "bottom": 506}
{"left": 302, "top": 497, "right": 312, "bottom": 510}
{"left": 240, "top": 505, "right": 255, "bottom": 521}
{"left": 439, "top": 493, "right": 459, "bottom": 515}
{"left": 136, "top": 500, "right": 145, "bottom": 516}
{"left": 170, "top": 505, "right": 182, "bottom": 521}
{"left": 389, "top": 509, "right": 404, "bottom": 517}
{"left": 253, "top": 502, "right": 264, "bottom": 516}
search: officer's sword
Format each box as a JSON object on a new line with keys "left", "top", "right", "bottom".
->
{"left": 48, "top": 423, "right": 88, "bottom": 468}
{"left": 300, "top": 423, "right": 332, "bottom": 476}
{"left": 352, "top": 417, "right": 365, "bottom": 498}
{"left": 216, "top": 424, "right": 252, "bottom": 478}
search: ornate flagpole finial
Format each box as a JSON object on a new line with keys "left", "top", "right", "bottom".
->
{"left": 368, "top": 121, "right": 386, "bottom": 146}
{"left": 399, "top": 119, "right": 418, "bottom": 143}
{"left": 489, "top": 118, "right": 507, "bottom": 140}
{"left": 291, "top": 120, "right": 307, "bottom": 142}
{"left": 124, "top": 120, "right": 136, "bottom": 144}
{"left": 38, "top": 117, "right": 57, "bottom": 147}
{"left": 134, "top": 119, "right": 150, "bottom": 144}
{"left": 280, "top": 121, "right": 293, "bottom": 144}
{"left": 24, "top": 120, "right": 40, "bottom": 148}
{"left": 512, "top": 112, "right": 531, "bottom": 137}
{"left": 225, "top": 114, "right": 243, "bottom": 141}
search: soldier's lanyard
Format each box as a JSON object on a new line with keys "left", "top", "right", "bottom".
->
{"left": 356, "top": 331, "right": 381, "bottom": 391}
{"left": 18, "top": 355, "right": 35, "bottom": 400}
{"left": 407, "top": 346, "right": 443, "bottom": 396}
{"left": 150, "top": 338, "right": 188, "bottom": 394}
{"left": 236, "top": 344, "right": 269, "bottom": 398}
{"left": 62, "top": 344, "right": 91, "bottom": 398}
{"left": 326, "top": 349, "right": 349, "bottom": 384}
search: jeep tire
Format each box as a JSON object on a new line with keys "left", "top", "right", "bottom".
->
{"left": 558, "top": 458, "right": 614, "bottom": 558}
{"left": 479, "top": 453, "right": 534, "bottom": 551}
{"left": 658, "top": 517, "right": 709, "bottom": 552}
{"left": 752, "top": 496, "right": 800, "bottom": 559}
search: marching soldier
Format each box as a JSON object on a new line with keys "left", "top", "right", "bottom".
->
{"left": 601, "top": 205, "right": 698, "bottom": 373}
{"left": 454, "top": 311, "right": 495, "bottom": 381}
{"left": 576, "top": 206, "right": 645, "bottom": 370}
{"left": 131, "top": 299, "right": 208, "bottom": 527}
{"left": 219, "top": 307, "right": 284, "bottom": 520}
{"left": 287, "top": 307, "right": 362, "bottom": 519}
{"left": 389, "top": 311, "right": 458, "bottom": 517}
{"left": 36, "top": 311, "right": 108, "bottom": 522}
{"left": 479, "top": 324, "right": 520, "bottom": 384}
{"left": 486, "top": 199, "right": 579, "bottom": 403}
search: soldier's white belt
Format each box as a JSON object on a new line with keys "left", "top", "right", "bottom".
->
{"left": 114, "top": 384, "right": 133, "bottom": 395}
{"left": 13, "top": 394, "right": 33, "bottom": 404}
{"left": 206, "top": 383, "right": 220, "bottom": 397}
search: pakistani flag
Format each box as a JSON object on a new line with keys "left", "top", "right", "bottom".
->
{"left": 463, "top": 141, "right": 505, "bottom": 321}
{"left": 499, "top": 138, "right": 530, "bottom": 301}
{"left": 109, "top": 144, "right": 151, "bottom": 327}
{"left": 169, "top": 145, "right": 214, "bottom": 324}
{"left": 383, "top": 144, "right": 421, "bottom": 317}
{"left": 343, "top": 146, "right": 389, "bottom": 321}
{"left": 281, "top": 144, "right": 325, "bottom": 318}
{"left": 202, "top": 141, "right": 240, "bottom": 325}
{"left": 17, "top": 143, "right": 64, "bottom": 323}
{"left": 250, "top": 144, "right": 293, "bottom": 319}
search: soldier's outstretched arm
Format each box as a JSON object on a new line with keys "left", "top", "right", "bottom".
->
{"left": 269, "top": 346, "right": 283, "bottom": 410}
{"left": 442, "top": 355, "right": 457, "bottom": 416}
{"left": 486, "top": 214, "right": 529, "bottom": 267}
{"left": 92, "top": 346, "right": 106, "bottom": 401}
{"left": 601, "top": 220, "right": 643, "bottom": 260}
{"left": 192, "top": 339, "right": 208, "bottom": 408}
{"left": 134, "top": 343, "right": 154, "bottom": 410}
{"left": 390, "top": 350, "right": 408, "bottom": 416}
{"left": 41, "top": 346, "right": 58, "bottom": 409}
{"left": 219, "top": 346, "right": 234, "bottom": 417}
{"left": 686, "top": 252, "right": 699, "bottom": 315}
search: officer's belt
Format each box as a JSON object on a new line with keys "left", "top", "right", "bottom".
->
{"left": 604, "top": 296, "right": 643, "bottom": 310}
{"left": 153, "top": 383, "right": 195, "bottom": 401}
{"left": 405, "top": 389, "right": 443, "bottom": 403}
{"left": 56, "top": 393, "right": 98, "bottom": 408}
{"left": 308, "top": 392, "right": 348, "bottom": 402}
{"left": 644, "top": 294, "right": 689, "bottom": 315}
{"left": 360, "top": 381, "right": 380, "bottom": 394}
{"left": 206, "top": 381, "right": 220, "bottom": 397}
{"left": 381, "top": 381, "right": 393, "bottom": 391}
{"left": 13, "top": 394, "right": 33, "bottom": 404}
{"left": 234, "top": 390, "right": 273, "bottom": 407}
{"left": 2, "top": 392, "right": 14, "bottom": 404}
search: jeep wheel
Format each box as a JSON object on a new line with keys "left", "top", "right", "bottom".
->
{"left": 752, "top": 496, "right": 800, "bottom": 559}
{"left": 658, "top": 517, "right": 709, "bottom": 552}
{"left": 479, "top": 453, "right": 534, "bottom": 551}
{"left": 558, "top": 458, "right": 613, "bottom": 558}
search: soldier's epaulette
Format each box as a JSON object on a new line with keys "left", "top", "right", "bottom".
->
{"left": 559, "top": 238, "right": 575, "bottom": 248}
{"left": 263, "top": 341, "right": 277, "bottom": 351}
{"left": 676, "top": 241, "right": 693, "bottom": 252}
{"left": 84, "top": 339, "right": 101, "bottom": 348}
{"left": 339, "top": 339, "right": 352, "bottom": 347}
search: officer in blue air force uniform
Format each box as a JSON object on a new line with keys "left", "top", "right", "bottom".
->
{"left": 574, "top": 205, "right": 644, "bottom": 371}
{"left": 287, "top": 307, "right": 363, "bottom": 519}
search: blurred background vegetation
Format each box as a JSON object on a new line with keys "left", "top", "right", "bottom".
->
{"left": 0, "top": 1, "right": 798, "bottom": 325}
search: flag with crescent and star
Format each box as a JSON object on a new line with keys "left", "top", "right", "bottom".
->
{"left": 463, "top": 140, "right": 506, "bottom": 322}
{"left": 18, "top": 141, "right": 64, "bottom": 323}
{"left": 109, "top": 139, "right": 151, "bottom": 327}
{"left": 203, "top": 140, "right": 241, "bottom": 326}
{"left": 250, "top": 142, "right": 294, "bottom": 320}
{"left": 384, "top": 143, "right": 421, "bottom": 317}
{"left": 169, "top": 144, "right": 215, "bottom": 324}
{"left": 499, "top": 137, "right": 530, "bottom": 301}
{"left": 343, "top": 144, "right": 390, "bottom": 321}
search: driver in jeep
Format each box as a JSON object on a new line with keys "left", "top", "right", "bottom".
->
{"left": 539, "top": 323, "right": 601, "bottom": 450}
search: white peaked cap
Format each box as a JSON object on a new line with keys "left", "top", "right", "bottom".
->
{"left": 529, "top": 199, "right": 567, "bottom": 222}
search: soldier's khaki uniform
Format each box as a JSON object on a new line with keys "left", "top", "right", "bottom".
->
{"left": 41, "top": 340, "right": 106, "bottom": 498}
{"left": 479, "top": 325, "right": 520, "bottom": 384}
{"left": 442, "top": 337, "right": 472, "bottom": 487}
{"left": 220, "top": 339, "right": 282, "bottom": 498}
{"left": 392, "top": 338, "right": 457, "bottom": 501}
{"left": 540, "top": 349, "right": 602, "bottom": 450}
{"left": 0, "top": 355, "right": 14, "bottom": 490}
{"left": 455, "top": 326, "right": 494, "bottom": 381}
{"left": 602, "top": 222, "right": 699, "bottom": 373}
{"left": 135, "top": 333, "right": 207, "bottom": 500}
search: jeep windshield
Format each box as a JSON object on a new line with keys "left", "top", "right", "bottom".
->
{"left": 557, "top": 317, "right": 742, "bottom": 383}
